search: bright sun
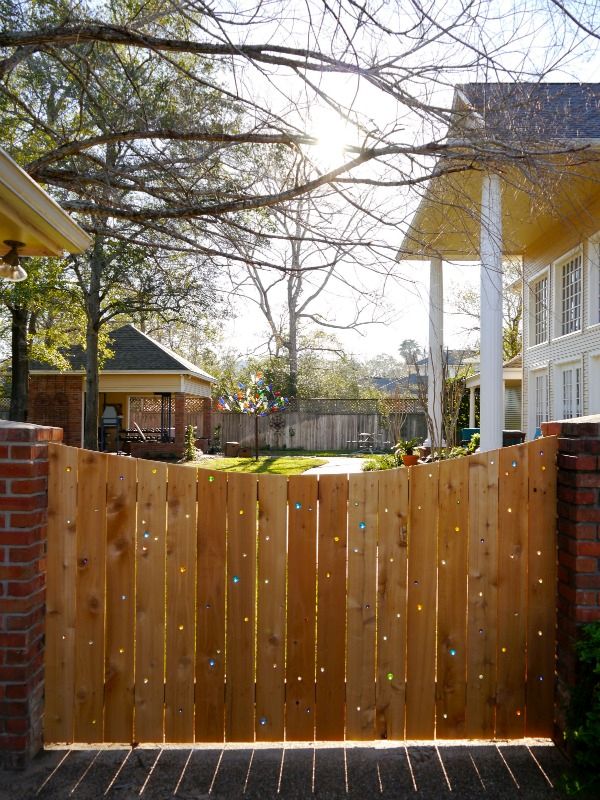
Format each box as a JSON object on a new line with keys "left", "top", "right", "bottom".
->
{"left": 309, "top": 112, "right": 351, "bottom": 169}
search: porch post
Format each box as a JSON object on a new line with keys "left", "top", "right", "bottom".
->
{"left": 428, "top": 256, "right": 444, "bottom": 448}
{"left": 469, "top": 387, "right": 476, "bottom": 429}
{"left": 480, "top": 172, "right": 504, "bottom": 451}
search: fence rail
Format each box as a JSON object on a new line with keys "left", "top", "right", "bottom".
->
{"left": 45, "top": 437, "right": 557, "bottom": 744}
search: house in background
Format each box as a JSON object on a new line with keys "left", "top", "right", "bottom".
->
{"left": 28, "top": 324, "right": 215, "bottom": 456}
{"left": 465, "top": 353, "right": 523, "bottom": 430}
{"left": 398, "top": 83, "right": 600, "bottom": 448}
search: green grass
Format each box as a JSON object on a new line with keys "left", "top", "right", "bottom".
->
{"left": 266, "top": 449, "right": 371, "bottom": 458}
{"left": 194, "top": 456, "right": 328, "bottom": 475}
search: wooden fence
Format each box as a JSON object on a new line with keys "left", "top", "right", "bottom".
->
{"left": 44, "top": 437, "right": 557, "bottom": 744}
{"left": 212, "top": 410, "right": 426, "bottom": 451}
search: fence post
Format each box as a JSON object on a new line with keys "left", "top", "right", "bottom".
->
{"left": 0, "top": 420, "right": 62, "bottom": 769}
{"left": 542, "top": 416, "right": 600, "bottom": 744}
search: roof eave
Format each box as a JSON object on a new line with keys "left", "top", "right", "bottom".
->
{"left": 0, "top": 148, "right": 92, "bottom": 255}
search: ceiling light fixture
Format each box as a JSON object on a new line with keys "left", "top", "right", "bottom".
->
{"left": 0, "top": 240, "right": 28, "bottom": 282}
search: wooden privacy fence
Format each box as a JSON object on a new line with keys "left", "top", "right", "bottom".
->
{"left": 44, "top": 437, "right": 557, "bottom": 744}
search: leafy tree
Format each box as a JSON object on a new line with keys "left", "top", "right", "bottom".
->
{"left": 0, "top": 258, "right": 86, "bottom": 420}
{"left": 448, "top": 259, "right": 523, "bottom": 360}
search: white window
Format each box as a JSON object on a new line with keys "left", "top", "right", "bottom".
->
{"left": 534, "top": 372, "right": 549, "bottom": 429}
{"left": 590, "top": 353, "right": 600, "bottom": 414}
{"left": 560, "top": 253, "right": 582, "bottom": 336}
{"left": 588, "top": 237, "right": 600, "bottom": 327}
{"left": 559, "top": 363, "right": 582, "bottom": 419}
{"left": 532, "top": 275, "right": 549, "bottom": 345}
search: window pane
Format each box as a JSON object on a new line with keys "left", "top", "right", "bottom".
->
{"left": 534, "top": 276, "right": 548, "bottom": 345}
{"left": 561, "top": 255, "right": 582, "bottom": 336}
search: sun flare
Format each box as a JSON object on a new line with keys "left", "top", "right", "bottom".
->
{"left": 309, "top": 112, "right": 351, "bottom": 168}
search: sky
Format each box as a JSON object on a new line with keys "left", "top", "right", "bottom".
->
{"left": 216, "top": 1, "right": 600, "bottom": 364}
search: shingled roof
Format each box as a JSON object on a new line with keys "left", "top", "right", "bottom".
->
{"left": 456, "top": 82, "right": 600, "bottom": 141}
{"left": 30, "top": 324, "right": 215, "bottom": 382}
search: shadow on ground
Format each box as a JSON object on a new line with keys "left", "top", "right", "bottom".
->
{"left": 1, "top": 743, "right": 568, "bottom": 800}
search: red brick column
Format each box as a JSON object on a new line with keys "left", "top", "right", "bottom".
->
{"left": 542, "top": 416, "right": 600, "bottom": 743}
{"left": 0, "top": 421, "right": 62, "bottom": 769}
{"left": 174, "top": 392, "right": 186, "bottom": 455}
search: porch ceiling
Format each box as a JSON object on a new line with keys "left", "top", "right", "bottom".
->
{"left": 398, "top": 149, "right": 600, "bottom": 262}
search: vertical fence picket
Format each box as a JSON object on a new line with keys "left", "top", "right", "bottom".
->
{"left": 73, "top": 449, "right": 108, "bottom": 742}
{"left": 405, "top": 462, "right": 439, "bottom": 739}
{"left": 316, "top": 474, "right": 348, "bottom": 741}
{"left": 256, "top": 474, "right": 288, "bottom": 741}
{"left": 226, "top": 473, "right": 258, "bottom": 741}
{"left": 526, "top": 437, "right": 558, "bottom": 736}
{"left": 286, "top": 475, "right": 318, "bottom": 740}
{"left": 436, "top": 457, "right": 469, "bottom": 737}
{"left": 496, "top": 445, "right": 529, "bottom": 737}
{"left": 466, "top": 451, "right": 499, "bottom": 738}
{"left": 45, "top": 443, "right": 78, "bottom": 744}
{"left": 376, "top": 468, "right": 409, "bottom": 740}
{"left": 135, "top": 460, "right": 168, "bottom": 742}
{"left": 104, "top": 454, "right": 136, "bottom": 743}
{"left": 196, "top": 470, "right": 227, "bottom": 742}
{"left": 346, "top": 472, "right": 379, "bottom": 740}
{"left": 165, "top": 464, "right": 197, "bottom": 742}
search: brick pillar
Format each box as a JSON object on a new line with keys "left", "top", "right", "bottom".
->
{"left": 0, "top": 421, "right": 62, "bottom": 769}
{"left": 542, "top": 416, "right": 600, "bottom": 743}
{"left": 174, "top": 392, "right": 186, "bottom": 455}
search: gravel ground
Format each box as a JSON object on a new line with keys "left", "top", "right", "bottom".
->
{"left": 0, "top": 742, "right": 569, "bottom": 800}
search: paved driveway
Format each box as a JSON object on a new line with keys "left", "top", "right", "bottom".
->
{"left": 3, "top": 742, "right": 569, "bottom": 800}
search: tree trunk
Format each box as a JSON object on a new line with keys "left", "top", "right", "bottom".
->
{"left": 288, "top": 312, "right": 298, "bottom": 398}
{"left": 83, "top": 241, "right": 104, "bottom": 450}
{"left": 9, "top": 306, "right": 29, "bottom": 422}
{"left": 254, "top": 414, "right": 259, "bottom": 461}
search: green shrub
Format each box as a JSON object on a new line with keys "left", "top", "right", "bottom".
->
{"left": 184, "top": 425, "right": 197, "bottom": 462}
{"left": 362, "top": 453, "right": 399, "bottom": 471}
{"left": 561, "top": 621, "right": 600, "bottom": 797}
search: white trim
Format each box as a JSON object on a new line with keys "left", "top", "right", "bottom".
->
{"left": 0, "top": 146, "right": 91, "bottom": 255}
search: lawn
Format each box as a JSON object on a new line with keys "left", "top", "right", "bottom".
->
{"left": 194, "top": 455, "right": 328, "bottom": 475}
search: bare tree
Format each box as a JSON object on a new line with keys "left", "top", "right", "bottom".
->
{"left": 0, "top": 0, "right": 597, "bottom": 445}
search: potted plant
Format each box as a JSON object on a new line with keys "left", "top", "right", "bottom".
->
{"left": 394, "top": 437, "right": 422, "bottom": 467}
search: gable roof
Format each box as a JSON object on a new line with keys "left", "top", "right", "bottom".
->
{"left": 30, "top": 324, "right": 216, "bottom": 382}
{"left": 455, "top": 83, "right": 600, "bottom": 142}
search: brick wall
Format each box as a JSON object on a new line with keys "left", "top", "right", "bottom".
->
{"left": 0, "top": 420, "right": 62, "bottom": 769}
{"left": 542, "top": 416, "right": 600, "bottom": 742}
{"left": 28, "top": 375, "right": 82, "bottom": 447}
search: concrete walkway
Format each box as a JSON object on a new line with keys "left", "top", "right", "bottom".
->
{"left": 3, "top": 742, "right": 569, "bottom": 799}
{"left": 303, "top": 456, "right": 366, "bottom": 475}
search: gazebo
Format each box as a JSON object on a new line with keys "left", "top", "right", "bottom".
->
{"left": 28, "top": 324, "right": 215, "bottom": 457}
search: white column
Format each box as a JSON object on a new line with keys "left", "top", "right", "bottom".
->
{"left": 428, "top": 256, "right": 444, "bottom": 449}
{"left": 469, "top": 387, "right": 476, "bottom": 429}
{"left": 480, "top": 173, "right": 504, "bottom": 451}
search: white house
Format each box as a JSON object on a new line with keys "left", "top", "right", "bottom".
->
{"left": 397, "top": 83, "right": 600, "bottom": 449}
